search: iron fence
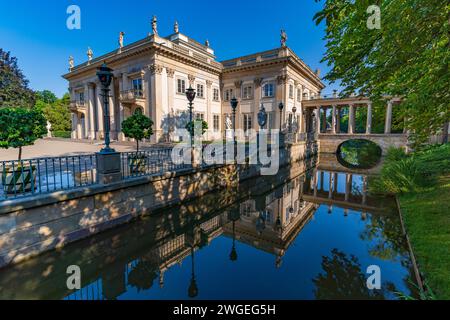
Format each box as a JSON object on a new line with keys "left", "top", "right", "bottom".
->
{"left": 0, "top": 155, "right": 96, "bottom": 200}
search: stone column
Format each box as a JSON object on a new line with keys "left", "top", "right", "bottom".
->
{"left": 322, "top": 107, "right": 327, "bottom": 133}
{"left": 118, "top": 73, "right": 127, "bottom": 141}
{"left": 345, "top": 174, "right": 352, "bottom": 201}
{"left": 166, "top": 68, "right": 175, "bottom": 141}
{"left": 313, "top": 170, "right": 318, "bottom": 197}
{"left": 328, "top": 172, "right": 333, "bottom": 199}
{"left": 348, "top": 104, "right": 355, "bottom": 134}
{"left": 76, "top": 114, "right": 82, "bottom": 139}
{"left": 331, "top": 105, "right": 337, "bottom": 134}
{"left": 336, "top": 108, "right": 341, "bottom": 133}
{"left": 149, "top": 64, "right": 164, "bottom": 142}
{"left": 96, "top": 84, "right": 104, "bottom": 139}
{"left": 315, "top": 106, "right": 321, "bottom": 134}
{"left": 366, "top": 102, "right": 373, "bottom": 134}
{"left": 206, "top": 80, "right": 213, "bottom": 140}
{"left": 88, "top": 83, "right": 96, "bottom": 140}
{"left": 83, "top": 85, "right": 90, "bottom": 139}
{"left": 362, "top": 176, "right": 368, "bottom": 205}
{"left": 108, "top": 80, "right": 116, "bottom": 140}
{"left": 385, "top": 100, "right": 393, "bottom": 134}
{"left": 253, "top": 78, "right": 263, "bottom": 130}
{"left": 71, "top": 113, "right": 78, "bottom": 139}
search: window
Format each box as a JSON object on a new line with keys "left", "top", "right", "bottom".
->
{"left": 132, "top": 78, "right": 143, "bottom": 96}
{"left": 297, "top": 88, "right": 302, "bottom": 102}
{"left": 195, "top": 113, "right": 205, "bottom": 121}
{"left": 224, "top": 88, "right": 234, "bottom": 101}
{"left": 242, "top": 86, "right": 253, "bottom": 99}
{"left": 78, "top": 92, "right": 85, "bottom": 102}
{"left": 289, "top": 84, "right": 294, "bottom": 99}
{"left": 197, "top": 83, "right": 204, "bottom": 98}
{"left": 177, "top": 79, "right": 186, "bottom": 94}
{"left": 243, "top": 114, "right": 252, "bottom": 133}
{"left": 262, "top": 83, "right": 274, "bottom": 98}
{"left": 213, "top": 88, "right": 219, "bottom": 101}
{"left": 213, "top": 115, "right": 220, "bottom": 132}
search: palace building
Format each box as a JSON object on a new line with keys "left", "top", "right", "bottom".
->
{"left": 63, "top": 17, "right": 325, "bottom": 143}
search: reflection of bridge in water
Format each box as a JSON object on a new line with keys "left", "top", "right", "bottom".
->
{"left": 0, "top": 156, "right": 392, "bottom": 300}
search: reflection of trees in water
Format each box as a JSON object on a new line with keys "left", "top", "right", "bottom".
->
{"left": 127, "top": 260, "right": 159, "bottom": 292}
{"left": 360, "top": 214, "right": 408, "bottom": 262}
{"left": 337, "top": 140, "right": 382, "bottom": 169}
{"left": 312, "top": 249, "right": 396, "bottom": 299}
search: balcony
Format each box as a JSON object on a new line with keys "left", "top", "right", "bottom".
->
{"left": 120, "top": 89, "right": 145, "bottom": 104}
{"left": 69, "top": 100, "right": 86, "bottom": 113}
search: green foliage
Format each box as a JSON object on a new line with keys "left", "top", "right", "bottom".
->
{"left": 52, "top": 130, "right": 71, "bottom": 138}
{"left": 35, "top": 91, "right": 71, "bottom": 133}
{"left": 371, "top": 144, "right": 450, "bottom": 194}
{"left": 185, "top": 120, "right": 208, "bottom": 136}
{"left": 0, "top": 108, "right": 47, "bottom": 160}
{"left": 314, "top": 0, "right": 450, "bottom": 145}
{"left": 0, "top": 49, "right": 35, "bottom": 109}
{"left": 121, "top": 113, "right": 154, "bottom": 151}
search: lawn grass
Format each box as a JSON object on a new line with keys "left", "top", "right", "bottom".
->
{"left": 399, "top": 175, "right": 450, "bottom": 299}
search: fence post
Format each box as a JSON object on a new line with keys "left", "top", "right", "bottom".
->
{"left": 96, "top": 152, "right": 122, "bottom": 184}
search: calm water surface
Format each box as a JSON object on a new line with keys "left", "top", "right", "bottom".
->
{"left": 0, "top": 156, "right": 417, "bottom": 300}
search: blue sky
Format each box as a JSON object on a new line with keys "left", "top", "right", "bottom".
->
{"left": 0, "top": 0, "right": 339, "bottom": 98}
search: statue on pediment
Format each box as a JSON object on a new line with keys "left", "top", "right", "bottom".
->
{"left": 69, "top": 56, "right": 74, "bottom": 71}
{"left": 281, "top": 29, "right": 288, "bottom": 48}
{"left": 151, "top": 16, "right": 158, "bottom": 35}
{"left": 174, "top": 21, "right": 179, "bottom": 33}
{"left": 87, "top": 47, "right": 93, "bottom": 63}
{"left": 118, "top": 32, "right": 125, "bottom": 48}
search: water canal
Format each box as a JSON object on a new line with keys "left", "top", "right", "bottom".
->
{"left": 0, "top": 155, "right": 418, "bottom": 300}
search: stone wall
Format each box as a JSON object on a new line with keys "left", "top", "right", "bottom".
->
{"left": 318, "top": 134, "right": 408, "bottom": 155}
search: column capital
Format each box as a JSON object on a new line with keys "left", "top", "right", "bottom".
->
{"left": 234, "top": 80, "right": 243, "bottom": 89}
{"left": 206, "top": 80, "right": 213, "bottom": 87}
{"left": 254, "top": 77, "right": 263, "bottom": 87}
{"left": 188, "top": 74, "right": 195, "bottom": 86}
{"left": 277, "top": 75, "right": 288, "bottom": 85}
{"left": 166, "top": 68, "right": 175, "bottom": 78}
{"left": 149, "top": 64, "right": 163, "bottom": 75}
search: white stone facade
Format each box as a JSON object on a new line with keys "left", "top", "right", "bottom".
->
{"left": 63, "top": 27, "right": 324, "bottom": 143}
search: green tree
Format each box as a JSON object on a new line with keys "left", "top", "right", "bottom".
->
{"left": 0, "top": 49, "right": 35, "bottom": 109}
{"left": 35, "top": 90, "right": 58, "bottom": 105}
{"left": 121, "top": 113, "right": 154, "bottom": 151}
{"left": 185, "top": 120, "right": 208, "bottom": 136}
{"left": 0, "top": 108, "right": 47, "bottom": 160}
{"left": 39, "top": 92, "right": 71, "bottom": 133}
{"left": 314, "top": 0, "right": 449, "bottom": 145}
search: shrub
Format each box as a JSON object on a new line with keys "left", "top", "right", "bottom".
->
{"left": 52, "top": 131, "right": 71, "bottom": 138}
{"left": 0, "top": 108, "right": 47, "bottom": 160}
{"left": 121, "top": 113, "right": 153, "bottom": 152}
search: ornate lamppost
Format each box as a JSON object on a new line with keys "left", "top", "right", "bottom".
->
{"left": 185, "top": 86, "right": 196, "bottom": 145}
{"left": 96, "top": 62, "right": 115, "bottom": 153}
{"left": 278, "top": 102, "right": 284, "bottom": 131}
{"left": 230, "top": 97, "right": 239, "bottom": 160}
{"left": 258, "top": 103, "right": 268, "bottom": 130}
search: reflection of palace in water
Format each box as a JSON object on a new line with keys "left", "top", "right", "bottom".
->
{"left": 0, "top": 158, "right": 386, "bottom": 300}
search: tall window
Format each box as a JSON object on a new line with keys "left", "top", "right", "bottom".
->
{"left": 132, "top": 78, "right": 143, "bottom": 96}
{"left": 224, "top": 88, "right": 234, "bottom": 101}
{"left": 195, "top": 113, "right": 205, "bottom": 121}
{"left": 289, "top": 84, "right": 294, "bottom": 99}
{"left": 213, "top": 114, "right": 220, "bottom": 132}
{"left": 78, "top": 92, "right": 85, "bottom": 103}
{"left": 242, "top": 86, "right": 253, "bottom": 99}
{"left": 262, "top": 83, "right": 274, "bottom": 98}
{"left": 177, "top": 79, "right": 186, "bottom": 94}
{"left": 243, "top": 114, "right": 252, "bottom": 133}
{"left": 297, "top": 88, "right": 302, "bottom": 102}
{"left": 197, "top": 84, "right": 204, "bottom": 98}
{"left": 213, "top": 88, "right": 219, "bottom": 101}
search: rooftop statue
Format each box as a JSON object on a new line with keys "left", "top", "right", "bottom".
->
{"left": 174, "top": 21, "right": 179, "bottom": 33}
{"left": 69, "top": 56, "right": 74, "bottom": 71}
{"left": 118, "top": 31, "right": 125, "bottom": 49}
{"left": 151, "top": 15, "right": 158, "bottom": 35}
{"left": 281, "top": 29, "right": 288, "bottom": 48}
{"left": 87, "top": 47, "right": 93, "bottom": 63}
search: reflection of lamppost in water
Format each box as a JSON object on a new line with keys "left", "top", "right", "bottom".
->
{"left": 188, "top": 247, "right": 198, "bottom": 298}
{"left": 229, "top": 220, "right": 238, "bottom": 261}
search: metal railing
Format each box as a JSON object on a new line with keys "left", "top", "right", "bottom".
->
{"left": 0, "top": 155, "right": 96, "bottom": 200}
{"left": 121, "top": 148, "right": 191, "bottom": 179}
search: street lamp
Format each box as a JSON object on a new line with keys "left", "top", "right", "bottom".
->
{"left": 230, "top": 97, "right": 239, "bottom": 160}
{"left": 185, "top": 86, "right": 196, "bottom": 143}
{"left": 257, "top": 103, "right": 267, "bottom": 129}
{"left": 278, "top": 102, "right": 284, "bottom": 131}
{"left": 96, "top": 62, "right": 115, "bottom": 153}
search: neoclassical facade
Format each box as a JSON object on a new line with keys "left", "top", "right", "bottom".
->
{"left": 63, "top": 19, "right": 324, "bottom": 143}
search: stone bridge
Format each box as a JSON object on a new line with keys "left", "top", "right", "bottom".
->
{"left": 318, "top": 133, "right": 407, "bottom": 155}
